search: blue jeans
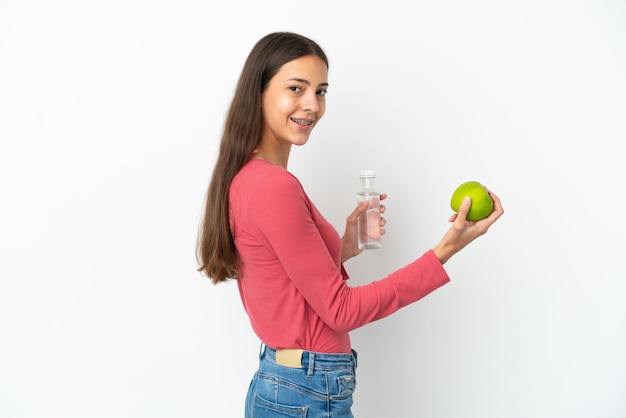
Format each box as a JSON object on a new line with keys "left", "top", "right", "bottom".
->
{"left": 245, "top": 345, "right": 358, "bottom": 418}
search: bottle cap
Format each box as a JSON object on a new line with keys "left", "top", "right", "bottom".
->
{"left": 359, "top": 169, "right": 376, "bottom": 178}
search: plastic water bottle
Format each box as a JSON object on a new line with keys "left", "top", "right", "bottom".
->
{"left": 357, "top": 170, "right": 381, "bottom": 250}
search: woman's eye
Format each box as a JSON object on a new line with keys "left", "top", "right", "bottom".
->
{"left": 317, "top": 89, "right": 327, "bottom": 96}
{"left": 290, "top": 86, "right": 302, "bottom": 93}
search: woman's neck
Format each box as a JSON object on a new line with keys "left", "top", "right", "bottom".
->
{"left": 252, "top": 144, "right": 291, "bottom": 169}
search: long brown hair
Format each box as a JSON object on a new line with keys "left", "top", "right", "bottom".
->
{"left": 197, "top": 32, "right": 329, "bottom": 284}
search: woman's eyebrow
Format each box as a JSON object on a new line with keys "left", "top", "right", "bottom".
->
{"left": 287, "top": 77, "right": 329, "bottom": 88}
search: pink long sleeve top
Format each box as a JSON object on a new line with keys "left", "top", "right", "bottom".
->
{"left": 229, "top": 159, "right": 450, "bottom": 353}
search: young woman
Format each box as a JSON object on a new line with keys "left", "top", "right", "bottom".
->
{"left": 197, "top": 31, "right": 503, "bottom": 418}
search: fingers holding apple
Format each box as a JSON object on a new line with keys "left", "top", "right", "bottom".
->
{"left": 450, "top": 181, "right": 495, "bottom": 221}
{"left": 433, "top": 182, "right": 504, "bottom": 264}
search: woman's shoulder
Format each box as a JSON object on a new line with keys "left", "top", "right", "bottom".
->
{"left": 234, "top": 159, "right": 302, "bottom": 193}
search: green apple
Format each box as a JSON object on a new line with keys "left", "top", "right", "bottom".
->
{"left": 450, "top": 181, "right": 494, "bottom": 221}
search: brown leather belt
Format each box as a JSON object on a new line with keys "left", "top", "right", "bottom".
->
{"left": 275, "top": 348, "right": 304, "bottom": 368}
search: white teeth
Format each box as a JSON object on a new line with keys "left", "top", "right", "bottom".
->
{"left": 292, "top": 118, "right": 313, "bottom": 126}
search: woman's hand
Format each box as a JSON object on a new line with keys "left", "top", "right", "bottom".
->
{"left": 341, "top": 193, "right": 387, "bottom": 263}
{"left": 432, "top": 187, "right": 504, "bottom": 264}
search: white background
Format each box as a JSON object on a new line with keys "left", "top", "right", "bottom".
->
{"left": 1, "top": 1, "right": 625, "bottom": 417}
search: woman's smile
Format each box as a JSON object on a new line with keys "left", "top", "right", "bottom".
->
{"left": 291, "top": 117, "right": 315, "bottom": 127}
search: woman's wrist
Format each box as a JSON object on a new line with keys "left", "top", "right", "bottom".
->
{"left": 432, "top": 242, "right": 454, "bottom": 265}
{"left": 341, "top": 241, "right": 361, "bottom": 263}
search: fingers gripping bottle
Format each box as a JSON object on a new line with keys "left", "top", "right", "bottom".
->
{"left": 357, "top": 170, "right": 382, "bottom": 250}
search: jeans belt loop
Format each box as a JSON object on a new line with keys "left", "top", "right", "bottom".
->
{"left": 306, "top": 352, "right": 315, "bottom": 377}
{"left": 275, "top": 348, "right": 304, "bottom": 368}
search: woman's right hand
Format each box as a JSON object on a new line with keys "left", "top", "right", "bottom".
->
{"left": 432, "top": 188, "right": 504, "bottom": 264}
{"left": 341, "top": 194, "right": 388, "bottom": 263}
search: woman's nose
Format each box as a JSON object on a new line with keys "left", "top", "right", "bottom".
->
{"left": 301, "top": 92, "right": 319, "bottom": 113}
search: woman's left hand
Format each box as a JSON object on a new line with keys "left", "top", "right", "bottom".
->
{"left": 341, "top": 193, "right": 387, "bottom": 263}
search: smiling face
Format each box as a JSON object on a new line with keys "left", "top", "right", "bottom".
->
{"left": 260, "top": 55, "right": 328, "bottom": 152}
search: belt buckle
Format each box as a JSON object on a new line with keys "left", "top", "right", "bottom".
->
{"left": 275, "top": 348, "right": 303, "bottom": 368}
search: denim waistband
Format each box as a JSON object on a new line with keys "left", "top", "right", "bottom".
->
{"left": 262, "top": 345, "right": 358, "bottom": 371}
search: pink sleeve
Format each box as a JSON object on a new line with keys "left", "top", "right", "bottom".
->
{"left": 250, "top": 172, "right": 450, "bottom": 333}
